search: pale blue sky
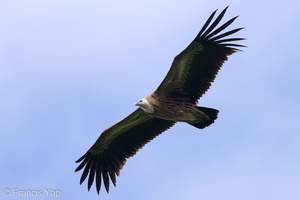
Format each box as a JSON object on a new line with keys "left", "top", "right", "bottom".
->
{"left": 1, "top": 0, "right": 300, "bottom": 199}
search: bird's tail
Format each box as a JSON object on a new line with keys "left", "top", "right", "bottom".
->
{"left": 188, "top": 106, "right": 219, "bottom": 129}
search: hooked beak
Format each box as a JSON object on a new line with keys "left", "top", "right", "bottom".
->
{"left": 134, "top": 100, "right": 142, "bottom": 106}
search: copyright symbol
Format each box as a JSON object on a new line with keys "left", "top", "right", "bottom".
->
{"left": 3, "top": 188, "right": 11, "bottom": 196}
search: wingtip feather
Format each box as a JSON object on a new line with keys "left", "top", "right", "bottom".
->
{"left": 80, "top": 164, "right": 90, "bottom": 185}
{"left": 96, "top": 164, "right": 102, "bottom": 195}
{"left": 87, "top": 161, "right": 96, "bottom": 191}
{"left": 75, "top": 156, "right": 88, "bottom": 172}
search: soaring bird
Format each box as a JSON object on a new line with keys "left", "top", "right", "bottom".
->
{"left": 75, "top": 6, "right": 244, "bottom": 194}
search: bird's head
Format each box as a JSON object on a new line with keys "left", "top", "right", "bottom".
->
{"left": 134, "top": 98, "right": 154, "bottom": 113}
{"left": 134, "top": 98, "right": 146, "bottom": 106}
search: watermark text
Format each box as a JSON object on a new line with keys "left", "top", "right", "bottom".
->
{"left": 3, "top": 188, "right": 62, "bottom": 197}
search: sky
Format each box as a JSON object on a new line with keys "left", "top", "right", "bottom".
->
{"left": 1, "top": 0, "right": 300, "bottom": 199}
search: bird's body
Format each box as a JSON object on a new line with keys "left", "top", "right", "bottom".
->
{"left": 75, "top": 6, "right": 244, "bottom": 195}
{"left": 138, "top": 93, "right": 215, "bottom": 125}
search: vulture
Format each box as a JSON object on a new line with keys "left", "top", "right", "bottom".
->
{"left": 75, "top": 6, "right": 244, "bottom": 195}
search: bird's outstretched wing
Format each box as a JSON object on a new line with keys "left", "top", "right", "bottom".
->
{"left": 75, "top": 108, "right": 175, "bottom": 194}
{"left": 155, "top": 6, "right": 245, "bottom": 104}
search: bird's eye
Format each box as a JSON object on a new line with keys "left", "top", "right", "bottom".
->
{"left": 139, "top": 100, "right": 143, "bottom": 102}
